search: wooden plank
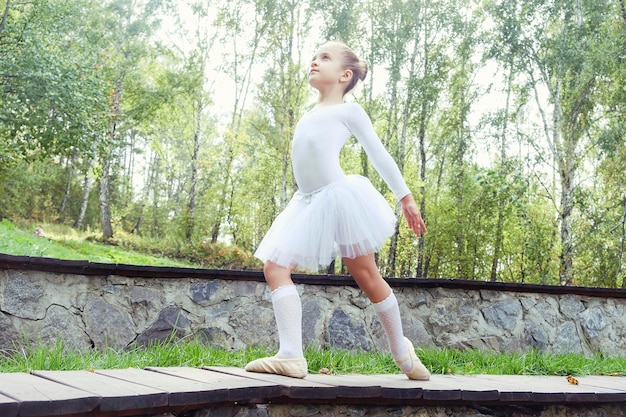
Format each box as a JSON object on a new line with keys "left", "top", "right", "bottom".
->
{"left": 418, "top": 376, "right": 464, "bottom": 401}
{"left": 474, "top": 375, "right": 621, "bottom": 403}
{"left": 436, "top": 375, "right": 500, "bottom": 401}
{"left": 474, "top": 375, "right": 566, "bottom": 402}
{"left": 358, "top": 374, "right": 424, "bottom": 400}
{"left": 147, "top": 366, "right": 283, "bottom": 402}
{"left": 562, "top": 376, "right": 626, "bottom": 403}
{"left": 0, "top": 372, "right": 99, "bottom": 417}
{"left": 33, "top": 370, "right": 167, "bottom": 412}
{"left": 305, "top": 374, "right": 381, "bottom": 398}
{"left": 463, "top": 375, "right": 533, "bottom": 402}
{"left": 95, "top": 368, "right": 229, "bottom": 407}
{"left": 204, "top": 366, "right": 338, "bottom": 400}
{"left": 0, "top": 392, "right": 19, "bottom": 417}
{"left": 312, "top": 373, "right": 452, "bottom": 402}
{"left": 581, "top": 376, "right": 626, "bottom": 393}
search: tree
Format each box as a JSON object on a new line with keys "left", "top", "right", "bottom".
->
{"left": 91, "top": 0, "right": 167, "bottom": 239}
{"left": 521, "top": 0, "right": 606, "bottom": 285}
{"left": 483, "top": 0, "right": 525, "bottom": 281}
{"left": 0, "top": 0, "right": 107, "bottom": 165}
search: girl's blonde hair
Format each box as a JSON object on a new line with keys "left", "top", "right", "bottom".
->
{"left": 325, "top": 41, "right": 368, "bottom": 94}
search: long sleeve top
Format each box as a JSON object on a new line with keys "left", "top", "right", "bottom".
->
{"left": 291, "top": 102, "right": 411, "bottom": 201}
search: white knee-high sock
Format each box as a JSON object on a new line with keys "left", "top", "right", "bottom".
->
{"left": 373, "top": 291, "right": 412, "bottom": 372}
{"left": 271, "top": 285, "right": 304, "bottom": 359}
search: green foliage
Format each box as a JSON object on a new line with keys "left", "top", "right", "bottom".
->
{"left": 2, "top": 0, "right": 626, "bottom": 287}
{"left": 0, "top": 0, "right": 108, "bottom": 161}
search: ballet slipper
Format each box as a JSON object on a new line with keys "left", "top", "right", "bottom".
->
{"left": 244, "top": 355, "right": 308, "bottom": 379}
{"left": 395, "top": 337, "right": 430, "bottom": 380}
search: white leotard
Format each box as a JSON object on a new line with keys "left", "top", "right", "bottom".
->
{"left": 291, "top": 102, "right": 411, "bottom": 201}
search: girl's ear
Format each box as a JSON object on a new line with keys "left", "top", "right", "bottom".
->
{"left": 339, "top": 69, "right": 353, "bottom": 84}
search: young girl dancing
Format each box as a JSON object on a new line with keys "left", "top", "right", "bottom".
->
{"left": 245, "top": 41, "right": 430, "bottom": 381}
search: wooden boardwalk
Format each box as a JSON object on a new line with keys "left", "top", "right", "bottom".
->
{"left": 0, "top": 367, "right": 623, "bottom": 417}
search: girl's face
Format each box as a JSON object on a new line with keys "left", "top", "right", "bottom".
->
{"left": 308, "top": 43, "right": 351, "bottom": 91}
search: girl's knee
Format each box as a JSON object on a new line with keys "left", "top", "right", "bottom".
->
{"left": 263, "top": 261, "right": 277, "bottom": 276}
{"left": 263, "top": 261, "right": 293, "bottom": 289}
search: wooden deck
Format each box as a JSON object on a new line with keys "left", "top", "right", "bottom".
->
{"left": 0, "top": 367, "right": 623, "bottom": 417}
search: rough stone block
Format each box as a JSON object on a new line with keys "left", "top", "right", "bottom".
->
{"left": 190, "top": 281, "right": 221, "bottom": 305}
{"left": 328, "top": 308, "right": 372, "bottom": 351}
{"left": 0, "top": 311, "right": 20, "bottom": 350}
{"left": 302, "top": 298, "right": 323, "bottom": 347}
{"left": 84, "top": 298, "right": 136, "bottom": 350}
{"left": 580, "top": 306, "right": 608, "bottom": 338}
{"left": 136, "top": 306, "right": 192, "bottom": 346}
{"left": 482, "top": 299, "right": 522, "bottom": 332}
{"left": 2, "top": 270, "right": 45, "bottom": 319}
{"left": 554, "top": 321, "right": 583, "bottom": 354}
{"left": 559, "top": 295, "right": 585, "bottom": 319}
{"left": 39, "top": 305, "right": 91, "bottom": 350}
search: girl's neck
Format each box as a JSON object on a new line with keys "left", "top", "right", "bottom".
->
{"left": 315, "top": 86, "right": 345, "bottom": 107}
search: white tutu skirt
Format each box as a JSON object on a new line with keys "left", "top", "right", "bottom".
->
{"left": 254, "top": 175, "right": 397, "bottom": 272}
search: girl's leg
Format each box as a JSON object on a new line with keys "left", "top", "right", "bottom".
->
{"left": 245, "top": 261, "right": 307, "bottom": 378}
{"left": 264, "top": 261, "right": 303, "bottom": 359}
{"left": 343, "top": 253, "right": 430, "bottom": 380}
{"left": 264, "top": 260, "right": 294, "bottom": 291}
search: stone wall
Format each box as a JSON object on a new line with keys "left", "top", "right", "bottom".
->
{"left": 0, "top": 265, "right": 625, "bottom": 356}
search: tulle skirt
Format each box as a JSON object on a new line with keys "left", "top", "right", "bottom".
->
{"left": 254, "top": 174, "right": 397, "bottom": 272}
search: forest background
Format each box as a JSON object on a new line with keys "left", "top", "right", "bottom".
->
{"left": 1, "top": 0, "right": 625, "bottom": 288}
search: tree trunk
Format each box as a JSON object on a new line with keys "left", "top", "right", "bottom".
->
{"left": 416, "top": 106, "right": 427, "bottom": 278}
{"left": 58, "top": 154, "right": 74, "bottom": 220}
{"left": 618, "top": 199, "right": 626, "bottom": 288}
{"left": 186, "top": 101, "right": 202, "bottom": 241}
{"left": 73, "top": 163, "right": 93, "bottom": 229}
{"left": 388, "top": 16, "right": 419, "bottom": 277}
{"left": 558, "top": 157, "right": 575, "bottom": 286}
{"left": 416, "top": 7, "right": 434, "bottom": 279}
{"left": 151, "top": 155, "right": 161, "bottom": 235}
{"left": 132, "top": 151, "right": 157, "bottom": 235}
{"left": 387, "top": 217, "right": 400, "bottom": 276}
{"left": 99, "top": 70, "right": 124, "bottom": 239}
{"left": 454, "top": 76, "right": 468, "bottom": 279}
{"left": 99, "top": 154, "right": 114, "bottom": 239}
{"left": 455, "top": 138, "right": 465, "bottom": 279}
{"left": 211, "top": 149, "right": 234, "bottom": 244}
{"left": 384, "top": 74, "right": 403, "bottom": 275}
{"left": 423, "top": 143, "right": 448, "bottom": 278}
{"left": 550, "top": 76, "right": 575, "bottom": 286}
{"left": 490, "top": 63, "right": 514, "bottom": 282}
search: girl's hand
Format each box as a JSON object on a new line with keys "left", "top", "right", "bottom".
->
{"left": 400, "top": 194, "right": 427, "bottom": 237}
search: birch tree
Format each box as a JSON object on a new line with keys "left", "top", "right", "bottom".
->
{"left": 521, "top": 0, "right": 604, "bottom": 285}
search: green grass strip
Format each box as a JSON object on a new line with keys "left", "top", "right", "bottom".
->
{"left": 0, "top": 339, "right": 623, "bottom": 376}
{"left": 0, "top": 219, "right": 196, "bottom": 267}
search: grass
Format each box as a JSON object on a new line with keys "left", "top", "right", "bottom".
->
{"left": 0, "top": 338, "right": 624, "bottom": 376}
{"left": 0, "top": 219, "right": 197, "bottom": 268}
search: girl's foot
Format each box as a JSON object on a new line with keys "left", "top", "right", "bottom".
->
{"left": 244, "top": 355, "right": 308, "bottom": 379}
{"left": 396, "top": 337, "right": 430, "bottom": 380}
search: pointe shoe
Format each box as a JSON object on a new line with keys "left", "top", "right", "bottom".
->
{"left": 244, "top": 355, "right": 308, "bottom": 379}
{"left": 395, "top": 337, "right": 430, "bottom": 380}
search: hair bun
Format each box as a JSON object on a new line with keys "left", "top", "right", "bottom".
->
{"left": 359, "top": 60, "right": 368, "bottom": 81}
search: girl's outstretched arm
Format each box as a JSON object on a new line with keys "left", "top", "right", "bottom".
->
{"left": 400, "top": 193, "right": 427, "bottom": 237}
